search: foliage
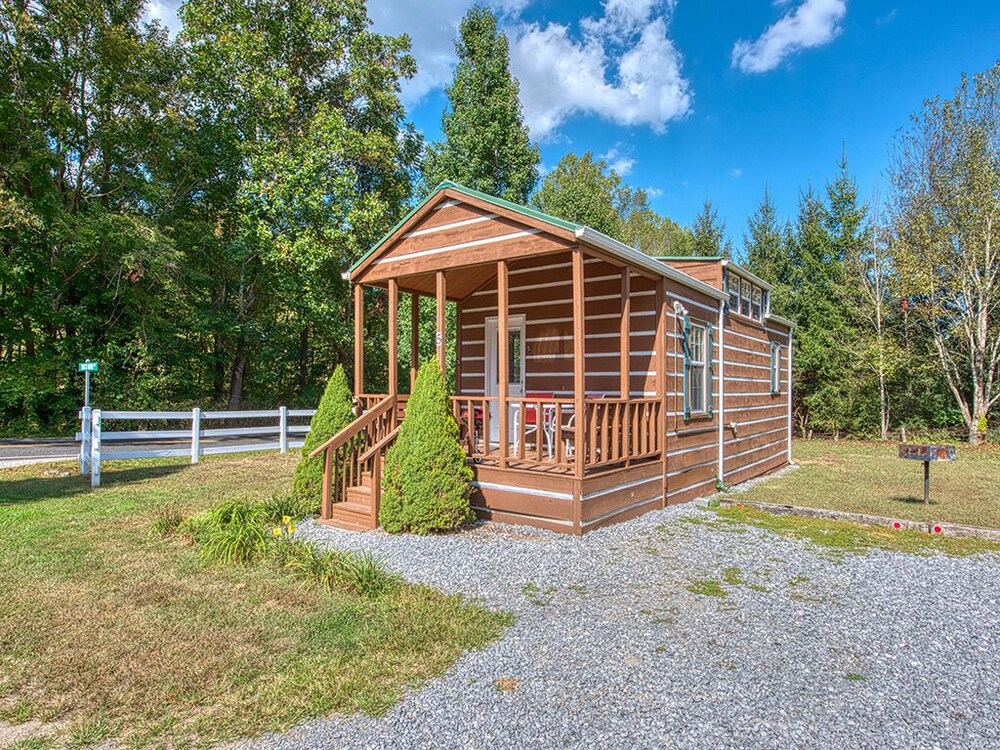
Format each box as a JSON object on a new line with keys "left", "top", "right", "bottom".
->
{"left": 691, "top": 197, "right": 734, "bottom": 257}
{"left": 422, "top": 6, "right": 539, "bottom": 203}
{"left": 0, "top": 0, "right": 417, "bottom": 432}
{"left": 889, "top": 61, "right": 1000, "bottom": 443}
{"left": 292, "top": 365, "right": 354, "bottom": 509}
{"left": 532, "top": 151, "right": 694, "bottom": 255}
{"left": 380, "top": 360, "right": 474, "bottom": 534}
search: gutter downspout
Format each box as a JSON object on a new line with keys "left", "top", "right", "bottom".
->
{"left": 717, "top": 298, "right": 725, "bottom": 482}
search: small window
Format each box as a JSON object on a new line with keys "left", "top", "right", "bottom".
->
{"left": 741, "top": 278, "right": 752, "bottom": 317}
{"left": 752, "top": 287, "right": 762, "bottom": 321}
{"left": 770, "top": 344, "right": 781, "bottom": 394}
{"left": 726, "top": 272, "right": 739, "bottom": 312}
{"left": 762, "top": 289, "right": 770, "bottom": 317}
{"left": 688, "top": 324, "right": 707, "bottom": 413}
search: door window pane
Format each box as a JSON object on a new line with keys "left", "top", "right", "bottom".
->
{"left": 508, "top": 328, "right": 522, "bottom": 385}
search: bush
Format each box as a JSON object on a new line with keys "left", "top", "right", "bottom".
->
{"left": 380, "top": 361, "right": 474, "bottom": 534}
{"left": 292, "top": 365, "right": 354, "bottom": 511}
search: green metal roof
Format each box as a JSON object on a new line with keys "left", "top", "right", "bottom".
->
{"left": 349, "top": 181, "right": 580, "bottom": 275}
{"left": 651, "top": 255, "right": 723, "bottom": 261}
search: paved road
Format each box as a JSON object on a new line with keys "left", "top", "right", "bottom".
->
{"left": 0, "top": 436, "right": 294, "bottom": 469}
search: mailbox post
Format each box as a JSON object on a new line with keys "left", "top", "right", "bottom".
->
{"left": 898, "top": 444, "right": 957, "bottom": 504}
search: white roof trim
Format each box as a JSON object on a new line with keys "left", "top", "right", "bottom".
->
{"left": 766, "top": 312, "right": 796, "bottom": 329}
{"left": 721, "top": 259, "right": 773, "bottom": 292}
{"left": 574, "top": 226, "right": 727, "bottom": 301}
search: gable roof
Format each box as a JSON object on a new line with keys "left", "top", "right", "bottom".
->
{"left": 348, "top": 181, "right": 726, "bottom": 302}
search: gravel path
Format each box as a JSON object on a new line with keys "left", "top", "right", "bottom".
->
{"left": 235, "top": 502, "right": 1000, "bottom": 750}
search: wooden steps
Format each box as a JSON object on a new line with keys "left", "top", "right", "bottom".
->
{"left": 318, "top": 473, "right": 377, "bottom": 531}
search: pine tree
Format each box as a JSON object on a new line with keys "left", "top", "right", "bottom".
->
{"left": 292, "top": 365, "right": 354, "bottom": 510}
{"left": 380, "top": 361, "right": 474, "bottom": 534}
{"left": 691, "top": 197, "right": 733, "bottom": 257}
{"left": 422, "top": 7, "right": 539, "bottom": 203}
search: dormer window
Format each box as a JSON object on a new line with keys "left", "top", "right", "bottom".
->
{"left": 752, "top": 287, "right": 762, "bottom": 321}
{"left": 723, "top": 266, "right": 769, "bottom": 324}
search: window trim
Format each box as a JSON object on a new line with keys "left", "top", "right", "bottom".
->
{"left": 770, "top": 343, "right": 782, "bottom": 395}
{"left": 686, "top": 321, "right": 709, "bottom": 416}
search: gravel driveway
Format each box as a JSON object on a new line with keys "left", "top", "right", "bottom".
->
{"left": 237, "top": 503, "right": 1000, "bottom": 750}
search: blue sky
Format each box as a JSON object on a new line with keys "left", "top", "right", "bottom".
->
{"left": 147, "top": 0, "right": 1000, "bottom": 250}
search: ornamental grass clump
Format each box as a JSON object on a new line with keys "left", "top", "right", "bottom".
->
{"left": 292, "top": 364, "right": 354, "bottom": 512}
{"left": 380, "top": 360, "right": 474, "bottom": 534}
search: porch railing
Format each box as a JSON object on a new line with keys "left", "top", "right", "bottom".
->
{"left": 449, "top": 395, "right": 663, "bottom": 473}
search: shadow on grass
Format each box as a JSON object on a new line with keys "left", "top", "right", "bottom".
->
{"left": 0, "top": 463, "right": 189, "bottom": 505}
{"left": 890, "top": 495, "right": 937, "bottom": 506}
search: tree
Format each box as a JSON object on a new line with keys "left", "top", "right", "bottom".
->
{"left": 380, "top": 360, "right": 474, "bottom": 534}
{"left": 691, "top": 197, "right": 733, "bottom": 257}
{"left": 744, "top": 187, "right": 792, "bottom": 307}
{"left": 291, "top": 365, "right": 354, "bottom": 509}
{"left": 533, "top": 152, "right": 625, "bottom": 237}
{"left": 422, "top": 6, "right": 539, "bottom": 203}
{"left": 621, "top": 188, "right": 695, "bottom": 256}
{"left": 890, "top": 62, "right": 1000, "bottom": 443}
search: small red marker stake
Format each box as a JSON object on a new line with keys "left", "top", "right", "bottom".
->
{"left": 932, "top": 525, "right": 943, "bottom": 534}
{"left": 892, "top": 521, "right": 902, "bottom": 530}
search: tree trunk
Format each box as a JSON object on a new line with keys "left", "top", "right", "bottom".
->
{"left": 228, "top": 338, "right": 249, "bottom": 409}
{"left": 212, "top": 331, "right": 225, "bottom": 403}
{"left": 297, "top": 324, "right": 309, "bottom": 395}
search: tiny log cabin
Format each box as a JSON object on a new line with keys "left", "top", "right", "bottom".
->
{"left": 310, "top": 181, "right": 794, "bottom": 534}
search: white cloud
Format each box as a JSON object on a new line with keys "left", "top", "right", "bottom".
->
{"left": 731, "top": 0, "right": 847, "bottom": 74}
{"left": 143, "top": 0, "right": 182, "bottom": 34}
{"left": 728, "top": 167, "right": 743, "bottom": 178}
{"left": 601, "top": 147, "right": 635, "bottom": 177}
{"left": 368, "top": 0, "right": 526, "bottom": 105}
{"left": 510, "top": 1, "right": 691, "bottom": 139}
{"left": 645, "top": 186, "right": 664, "bottom": 198}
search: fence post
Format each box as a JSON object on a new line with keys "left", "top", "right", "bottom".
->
{"left": 90, "top": 409, "right": 102, "bottom": 488}
{"left": 279, "top": 406, "right": 288, "bottom": 454}
{"left": 80, "top": 406, "right": 92, "bottom": 476}
{"left": 191, "top": 407, "right": 201, "bottom": 464}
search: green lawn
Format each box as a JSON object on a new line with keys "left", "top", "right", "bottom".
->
{"left": 729, "top": 439, "right": 1000, "bottom": 529}
{"left": 0, "top": 455, "right": 510, "bottom": 749}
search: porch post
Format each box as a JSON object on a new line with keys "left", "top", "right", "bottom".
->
{"left": 436, "top": 271, "right": 447, "bottom": 373}
{"left": 354, "top": 284, "right": 364, "bottom": 396}
{"left": 620, "top": 268, "right": 631, "bottom": 465}
{"left": 388, "top": 279, "right": 399, "bottom": 397}
{"left": 572, "top": 248, "right": 586, "bottom": 480}
{"left": 410, "top": 293, "right": 419, "bottom": 390}
{"left": 655, "top": 278, "right": 668, "bottom": 506}
{"left": 497, "top": 260, "right": 509, "bottom": 469}
{"left": 620, "top": 269, "right": 630, "bottom": 399}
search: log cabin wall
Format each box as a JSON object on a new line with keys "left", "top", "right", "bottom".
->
{"left": 662, "top": 280, "right": 723, "bottom": 505}
{"left": 457, "top": 252, "right": 659, "bottom": 398}
{"left": 722, "top": 313, "right": 792, "bottom": 484}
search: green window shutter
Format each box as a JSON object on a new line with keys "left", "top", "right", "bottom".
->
{"left": 682, "top": 314, "right": 691, "bottom": 420}
{"left": 707, "top": 323, "right": 715, "bottom": 418}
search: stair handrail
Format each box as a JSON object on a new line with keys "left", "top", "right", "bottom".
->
{"left": 309, "top": 395, "right": 396, "bottom": 459}
{"left": 358, "top": 425, "right": 400, "bottom": 465}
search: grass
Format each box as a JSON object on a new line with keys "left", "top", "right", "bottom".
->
{"left": 711, "top": 506, "right": 1000, "bottom": 557}
{"left": 728, "top": 439, "right": 1000, "bottom": 528}
{"left": 0, "top": 454, "right": 511, "bottom": 748}
{"left": 686, "top": 578, "right": 728, "bottom": 598}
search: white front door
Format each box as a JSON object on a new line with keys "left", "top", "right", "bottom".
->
{"left": 485, "top": 314, "right": 526, "bottom": 444}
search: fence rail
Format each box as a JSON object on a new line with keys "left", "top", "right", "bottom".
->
{"left": 79, "top": 406, "right": 315, "bottom": 487}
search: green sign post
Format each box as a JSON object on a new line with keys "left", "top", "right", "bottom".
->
{"left": 78, "top": 359, "right": 99, "bottom": 407}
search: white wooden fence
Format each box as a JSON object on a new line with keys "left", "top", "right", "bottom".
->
{"left": 78, "top": 407, "right": 316, "bottom": 487}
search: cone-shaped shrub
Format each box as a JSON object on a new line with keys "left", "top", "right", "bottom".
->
{"left": 292, "top": 365, "right": 353, "bottom": 511}
{"left": 380, "top": 360, "right": 474, "bottom": 534}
